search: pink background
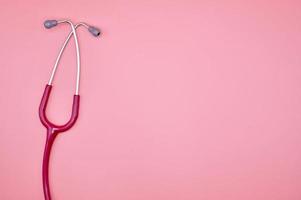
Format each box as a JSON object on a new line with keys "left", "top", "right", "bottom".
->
{"left": 1, "top": 0, "right": 301, "bottom": 199}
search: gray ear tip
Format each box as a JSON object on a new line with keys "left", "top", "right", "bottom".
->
{"left": 88, "top": 26, "right": 101, "bottom": 37}
{"left": 44, "top": 20, "right": 58, "bottom": 29}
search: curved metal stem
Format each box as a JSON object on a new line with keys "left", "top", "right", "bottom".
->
{"left": 48, "top": 20, "right": 82, "bottom": 95}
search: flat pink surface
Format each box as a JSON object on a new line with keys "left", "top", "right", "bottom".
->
{"left": 1, "top": 0, "right": 301, "bottom": 199}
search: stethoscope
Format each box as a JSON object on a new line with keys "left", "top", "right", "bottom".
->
{"left": 39, "top": 19, "right": 100, "bottom": 200}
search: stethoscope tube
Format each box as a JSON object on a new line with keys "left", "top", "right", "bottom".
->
{"left": 39, "top": 19, "right": 100, "bottom": 200}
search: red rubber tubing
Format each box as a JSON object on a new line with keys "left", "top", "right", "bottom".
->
{"left": 39, "top": 85, "right": 80, "bottom": 200}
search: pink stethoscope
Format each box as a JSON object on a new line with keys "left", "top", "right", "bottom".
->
{"left": 39, "top": 19, "right": 100, "bottom": 200}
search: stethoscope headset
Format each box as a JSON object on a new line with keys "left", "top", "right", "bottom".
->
{"left": 39, "top": 19, "right": 100, "bottom": 200}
